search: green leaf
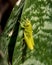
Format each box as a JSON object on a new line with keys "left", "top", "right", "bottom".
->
{"left": 13, "top": 0, "right": 52, "bottom": 65}
{"left": 0, "top": 0, "right": 24, "bottom": 65}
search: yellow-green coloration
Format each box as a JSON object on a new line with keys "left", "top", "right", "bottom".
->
{"left": 21, "top": 18, "right": 34, "bottom": 50}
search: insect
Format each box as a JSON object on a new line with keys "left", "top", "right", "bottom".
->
{"left": 20, "top": 18, "right": 34, "bottom": 50}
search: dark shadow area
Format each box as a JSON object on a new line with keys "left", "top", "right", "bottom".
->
{"left": 0, "top": 0, "right": 18, "bottom": 34}
{"left": 22, "top": 39, "right": 27, "bottom": 63}
{"left": 8, "top": 5, "right": 23, "bottom": 65}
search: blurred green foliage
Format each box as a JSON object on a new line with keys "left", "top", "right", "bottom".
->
{"left": 0, "top": 0, "right": 52, "bottom": 65}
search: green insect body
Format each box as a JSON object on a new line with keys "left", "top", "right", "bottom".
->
{"left": 21, "top": 18, "right": 34, "bottom": 50}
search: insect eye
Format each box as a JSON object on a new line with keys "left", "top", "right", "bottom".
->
{"left": 25, "top": 23, "right": 29, "bottom": 27}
